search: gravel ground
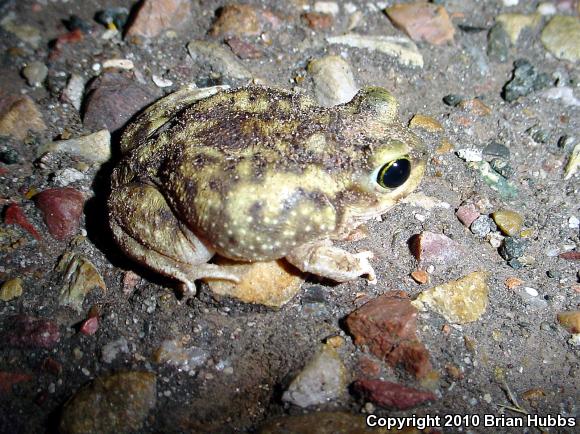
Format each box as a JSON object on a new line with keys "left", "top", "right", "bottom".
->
{"left": 0, "top": 0, "right": 578, "bottom": 433}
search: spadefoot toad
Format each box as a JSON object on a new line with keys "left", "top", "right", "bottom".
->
{"left": 109, "top": 85, "right": 425, "bottom": 295}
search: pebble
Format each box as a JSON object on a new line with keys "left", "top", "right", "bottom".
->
{"left": 557, "top": 311, "right": 580, "bottom": 334}
{"left": 559, "top": 251, "right": 580, "bottom": 261}
{"left": 308, "top": 55, "right": 358, "bottom": 107}
{"left": 564, "top": 143, "right": 580, "bottom": 179}
{"left": 516, "top": 287, "right": 548, "bottom": 309}
{"left": 541, "top": 16, "right": 580, "bottom": 62}
{"left": 187, "top": 40, "right": 253, "bottom": 80}
{"left": 489, "top": 158, "right": 515, "bottom": 178}
{"left": 314, "top": 1, "right": 339, "bottom": 16}
{"left": 79, "top": 317, "right": 99, "bottom": 336}
{"left": 538, "top": 3, "right": 558, "bottom": 15}
{"left": 558, "top": 134, "right": 575, "bottom": 150}
{"left": 153, "top": 339, "right": 209, "bottom": 372}
{"left": 492, "top": 209, "right": 523, "bottom": 236}
{"left": 546, "top": 270, "right": 561, "bottom": 278}
{"left": 0, "top": 277, "right": 23, "bottom": 301}
{"left": 34, "top": 188, "right": 85, "bottom": 240}
{"left": 53, "top": 168, "right": 85, "bottom": 187}
{"left": 210, "top": 4, "right": 261, "bottom": 37}
{"left": 102, "top": 58, "right": 134, "bottom": 70}
{"left": 0, "top": 14, "right": 42, "bottom": 48}
{"left": 413, "top": 271, "right": 490, "bottom": 324}
{"left": 0, "top": 148, "right": 19, "bottom": 164}
{"left": 346, "top": 291, "right": 432, "bottom": 378}
{"left": 408, "top": 231, "right": 462, "bottom": 265}
{"left": 40, "top": 130, "right": 111, "bottom": 164}
{"left": 470, "top": 161, "right": 518, "bottom": 198}
{"left": 489, "top": 232, "right": 504, "bottom": 248}
{"left": 502, "top": 59, "right": 552, "bottom": 102}
{"left": 456, "top": 203, "right": 480, "bottom": 228}
{"left": 496, "top": 13, "right": 541, "bottom": 44}
{"left": 95, "top": 7, "right": 129, "bottom": 30}
{"left": 3, "top": 315, "right": 60, "bottom": 349}
{"left": 83, "top": 71, "right": 158, "bottom": 132}
{"left": 303, "top": 12, "right": 333, "bottom": 30}
{"left": 205, "top": 258, "right": 303, "bottom": 308}
{"left": 282, "top": 343, "right": 347, "bottom": 408}
{"left": 4, "top": 203, "right": 41, "bottom": 240}
{"left": 457, "top": 148, "right": 483, "bottom": 162}
{"left": 22, "top": 61, "right": 48, "bottom": 87}
{"left": 151, "top": 74, "right": 173, "bottom": 88}
{"left": 499, "top": 237, "right": 527, "bottom": 260}
{"left": 540, "top": 87, "right": 580, "bottom": 107}
{"left": 61, "top": 74, "right": 85, "bottom": 111}
{"left": 487, "top": 23, "right": 510, "bottom": 62}
{"left": 527, "top": 124, "right": 550, "bottom": 143}
{"left": 353, "top": 379, "right": 436, "bottom": 410}
{"left": 411, "top": 270, "right": 429, "bottom": 284}
{"left": 443, "top": 94, "right": 464, "bottom": 106}
{"left": 458, "top": 98, "right": 491, "bottom": 116}
{"left": 385, "top": 2, "right": 455, "bottom": 45}
{"left": 409, "top": 114, "right": 443, "bottom": 132}
{"left": 569, "top": 216, "right": 580, "bottom": 229}
{"left": 126, "top": 0, "right": 191, "bottom": 38}
{"left": 101, "top": 337, "right": 129, "bottom": 363}
{"left": 470, "top": 215, "right": 493, "bottom": 237}
{"left": 225, "top": 37, "right": 263, "bottom": 59}
{"left": 0, "top": 95, "right": 47, "bottom": 140}
{"left": 59, "top": 372, "right": 156, "bottom": 434}
{"left": 327, "top": 33, "right": 424, "bottom": 67}
{"left": 503, "top": 0, "right": 519, "bottom": 5}
{"left": 57, "top": 253, "right": 107, "bottom": 313}
{"left": 483, "top": 141, "right": 511, "bottom": 158}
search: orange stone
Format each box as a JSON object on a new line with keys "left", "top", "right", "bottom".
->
{"left": 411, "top": 270, "right": 429, "bottom": 284}
{"left": 505, "top": 277, "right": 523, "bottom": 289}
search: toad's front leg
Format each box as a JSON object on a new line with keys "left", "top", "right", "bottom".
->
{"left": 285, "top": 239, "right": 377, "bottom": 284}
{"left": 109, "top": 182, "right": 240, "bottom": 297}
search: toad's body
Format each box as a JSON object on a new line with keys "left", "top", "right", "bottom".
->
{"left": 109, "top": 85, "right": 425, "bottom": 294}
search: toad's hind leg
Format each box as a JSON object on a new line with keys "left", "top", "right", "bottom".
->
{"left": 109, "top": 183, "right": 239, "bottom": 296}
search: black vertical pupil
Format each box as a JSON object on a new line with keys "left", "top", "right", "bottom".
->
{"left": 379, "top": 158, "right": 411, "bottom": 188}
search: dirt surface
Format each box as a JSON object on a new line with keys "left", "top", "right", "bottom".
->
{"left": 0, "top": 0, "right": 578, "bottom": 433}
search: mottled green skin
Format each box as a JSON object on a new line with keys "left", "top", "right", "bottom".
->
{"left": 110, "top": 85, "right": 425, "bottom": 264}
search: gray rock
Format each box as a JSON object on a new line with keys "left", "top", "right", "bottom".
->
{"left": 22, "top": 61, "right": 48, "bottom": 87}
{"left": 502, "top": 59, "right": 552, "bottom": 102}
{"left": 490, "top": 158, "right": 515, "bottom": 178}
{"left": 499, "top": 237, "right": 527, "bottom": 260}
{"left": 187, "top": 40, "right": 253, "bottom": 81}
{"left": 487, "top": 23, "right": 510, "bottom": 62}
{"left": 308, "top": 55, "right": 358, "bottom": 107}
{"left": 470, "top": 215, "right": 493, "bottom": 237}
{"left": 483, "top": 141, "right": 510, "bottom": 159}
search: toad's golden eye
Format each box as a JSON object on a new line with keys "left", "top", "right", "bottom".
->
{"left": 377, "top": 157, "right": 411, "bottom": 189}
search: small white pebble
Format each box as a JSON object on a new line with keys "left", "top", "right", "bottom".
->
{"left": 152, "top": 74, "right": 173, "bottom": 88}
{"left": 524, "top": 287, "right": 539, "bottom": 297}
{"left": 457, "top": 148, "right": 483, "bottom": 162}
{"left": 502, "top": 0, "right": 519, "bottom": 6}
{"left": 568, "top": 216, "right": 579, "bottom": 229}
{"left": 103, "top": 58, "right": 134, "bottom": 70}
{"left": 414, "top": 213, "right": 426, "bottom": 222}
{"left": 91, "top": 63, "right": 101, "bottom": 72}
{"left": 483, "top": 393, "right": 492, "bottom": 403}
{"left": 537, "top": 2, "right": 556, "bottom": 15}
{"left": 314, "top": 1, "right": 339, "bottom": 15}
{"left": 344, "top": 2, "right": 357, "bottom": 13}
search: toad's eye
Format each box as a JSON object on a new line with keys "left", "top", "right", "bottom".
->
{"left": 377, "top": 157, "right": 411, "bottom": 189}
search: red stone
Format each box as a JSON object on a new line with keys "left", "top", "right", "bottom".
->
{"left": 3, "top": 315, "right": 60, "bottom": 349}
{"left": 345, "top": 291, "right": 432, "bottom": 378}
{"left": 80, "top": 316, "right": 99, "bottom": 335}
{"left": 41, "top": 357, "right": 63, "bottom": 375}
{"left": 4, "top": 203, "right": 41, "bottom": 240}
{"left": 34, "top": 188, "right": 84, "bottom": 240}
{"left": 126, "top": 0, "right": 192, "bottom": 38}
{"left": 0, "top": 372, "right": 33, "bottom": 395}
{"left": 408, "top": 231, "right": 462, "bottom": 264}
{"left": 353, "top": 379, "right": 436, "bottom": 410}
{"left": 386, "top": 2, "right": 455, "bottom": 45}
{"left": 225, "top": 37, "right": 263, "bottom": 59}
{"left": 455, "top": 203, "right": 479, "bottom": 227}
{"left": 559, "top": 251, "right": 580, "bottom": 261}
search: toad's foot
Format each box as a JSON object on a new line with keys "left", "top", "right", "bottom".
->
{"left": 285, "top": 240, "right": 377, "bottom": 283}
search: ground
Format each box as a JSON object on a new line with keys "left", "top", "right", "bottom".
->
{"left": 0, "top": 0, "right": 578, "bottom": 433}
